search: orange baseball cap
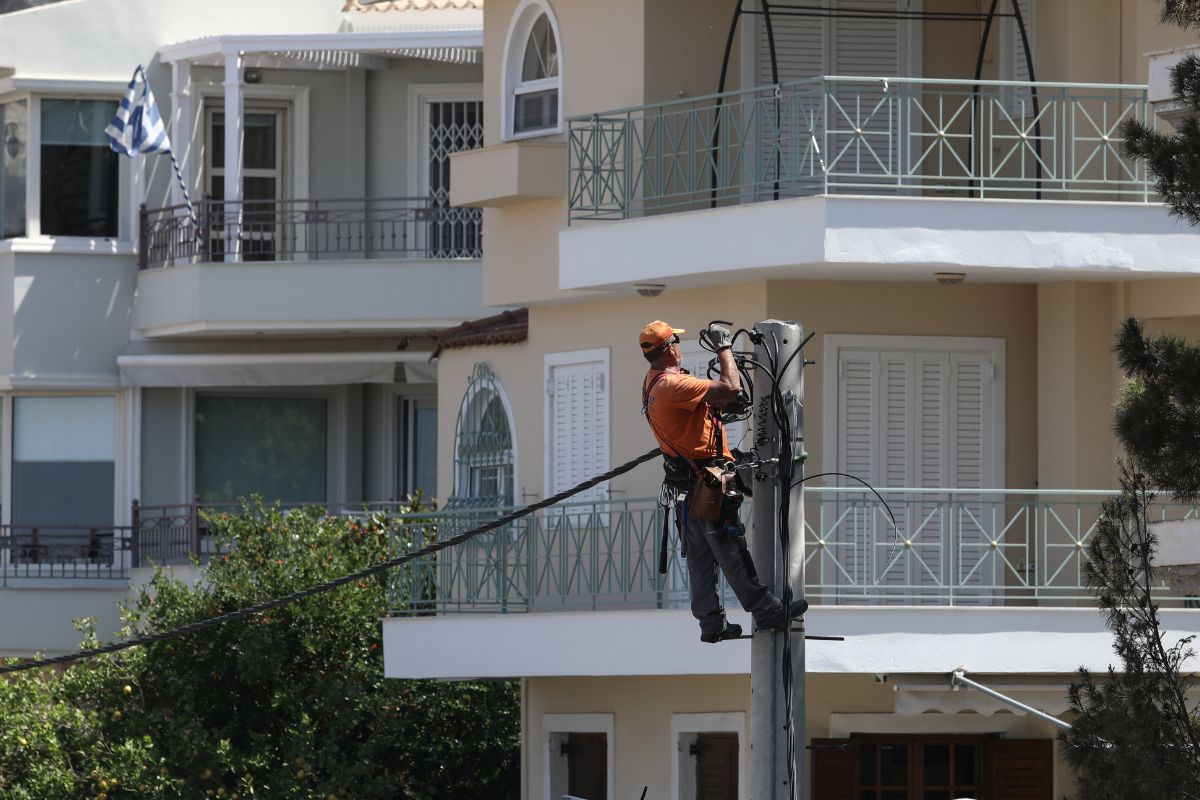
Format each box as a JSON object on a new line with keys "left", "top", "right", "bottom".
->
{"left": 639, "top": 320, "right": 685, "bottom": 351}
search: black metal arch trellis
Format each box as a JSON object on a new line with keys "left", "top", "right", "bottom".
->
{"left": 711, "top": 0, "right": 1042, "bottom": 202}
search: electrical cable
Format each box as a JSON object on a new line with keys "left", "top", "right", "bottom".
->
{"left": 0, "top": 448, "right": 663, "bottom": 676}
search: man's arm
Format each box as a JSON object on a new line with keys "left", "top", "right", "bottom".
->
{"left": 702, "top": 324, "right": 741, "bottom": 406}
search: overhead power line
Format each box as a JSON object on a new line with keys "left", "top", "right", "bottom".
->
{"left": 0, "top": 448, "right": 662, "bottom": 675}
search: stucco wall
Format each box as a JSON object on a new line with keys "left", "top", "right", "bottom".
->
{"left": 526, "top": 672, "right": 1075, "bottom": 800}
{"left": 438, "top": 279, "right": 1041, "bottom": 503}
{"left": 764, "top": 280, "right": 1039, "bottom": 490}
{"left": 436, "top": 282, "right": 770, "bottom": 504}
{"left": 8, "top": 252, "right": 135, "bottom": 384}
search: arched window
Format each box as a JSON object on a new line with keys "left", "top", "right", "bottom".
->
{"left": 503, "top": 0, "right": 562, "bottom": 139}
{"left": 449, "top": 363, "right": 516, "bottom": 508}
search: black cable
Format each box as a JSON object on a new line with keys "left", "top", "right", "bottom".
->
{"left": 0, "top": 448, "right": 663, "bottom": 675}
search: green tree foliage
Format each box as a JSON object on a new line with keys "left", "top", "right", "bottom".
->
{"left": 1060, "top": 320, "right": 1200, "bottom": 799}
{"left": 0, "top": 502, "right": 519, "bottom": 799}
{"left": 1124, "top": 0, "right": 1200, "bottom": 225}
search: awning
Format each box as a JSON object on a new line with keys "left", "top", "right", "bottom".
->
{"left": 892, "top": 673, "right": 1072, "bottom": 728}
{"left": 118, "top": 351, "right": 433, "bottom": 388}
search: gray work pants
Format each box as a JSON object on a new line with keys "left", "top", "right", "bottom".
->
{"left": 681, "top": 504, "right": 783, "bottom": 636}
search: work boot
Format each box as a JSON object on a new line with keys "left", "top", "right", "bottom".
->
{"left": 758, "top": 598, "right": 809, "bottom": 632}
{"left": 700, "top": 622, "right": 743, "bottom": 643}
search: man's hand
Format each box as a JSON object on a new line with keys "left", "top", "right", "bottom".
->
{"left": 705, "top": 322, "right": 734, "bottom": 351}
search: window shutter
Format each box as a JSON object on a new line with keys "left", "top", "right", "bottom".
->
{"left": 838, "top": 351, "right": 879, "bottom": 488}
{"left": 987, "top": 738, "right": 1053, "bottom": 800}
{"left": 1010, "top": 0, "right": 1036, "bottom": 83}
{"left": 549, "top": 359, "right": 609, "bottom": 503}
{"left": 694, "top": 733, "right": 739, "bottom": 800}
{"left": 757, "top": 3, "right": 825, "bottom": 84}
{"left": 811, "top": 739, "right": 855, "bottom": 800}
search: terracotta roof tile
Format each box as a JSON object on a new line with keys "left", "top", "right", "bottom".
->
{"left": 343, "top": 0, "right": 483, "bottom": 11}
{"left": 432, "top": 308, "right": 528, "bottom": 357}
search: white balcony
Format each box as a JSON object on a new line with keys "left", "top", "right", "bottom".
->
{"left": 560, "top": 77, "right": 1200, "bottom": 291}
{"left": 134, "top": 196, "right": 490, "bottom": 337}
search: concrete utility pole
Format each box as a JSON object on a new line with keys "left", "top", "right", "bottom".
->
{"left": 749, "top": 319, "right": 806, "bottom": 800}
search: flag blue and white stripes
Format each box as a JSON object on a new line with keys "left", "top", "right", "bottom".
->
{"left": 106, "top": 65, "right": 196, "bottom": 225}
{"left": 105, "top": 65, "right": 171, "bottom": 156}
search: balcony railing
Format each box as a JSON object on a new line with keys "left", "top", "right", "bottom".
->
{"left": 138, "top": 196, "right": 483, "bottom": 269}
{"left": 0, "top": 525, "right": 132, "bottom": 583}
{"left": 385, "top": 489, "right": 1200, "bottom": 614}
{"left": 567, "top": 77, "right": 1151, "bottom": 221}
{"left": 132, "top": 500, "right": 417, "bottom": 567}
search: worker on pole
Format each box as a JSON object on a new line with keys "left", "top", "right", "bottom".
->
{"left": 639, "top": 320, "right": 807, "bottom": 642}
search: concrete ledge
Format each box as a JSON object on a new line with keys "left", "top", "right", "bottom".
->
{"left": 382, "top": 606, "right": 1200, "bottom": 680}
{"left": 449, "top": 142, "right": 566, "bottom": 207}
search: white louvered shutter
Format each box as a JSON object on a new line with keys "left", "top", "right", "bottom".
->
{"left": 548, "top": 359, "right": 609, "bottom": 504}
{"left": 832, "top": 342, "right": 1000, "bottom": 603}
{"left": 757, "top": 3, "right": 825, "bottom": 85}
{"left": 835, "top": 350, "right": 878, "bottom": 589}
{"left": 828, "top": 0, "right": 902, "bottom": 191}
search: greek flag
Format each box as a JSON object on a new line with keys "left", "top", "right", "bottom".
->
{"left": 105, "top": 65, "right": 171, "bottom": 156}
{"left": 106, "top": 65, "right": 195, "bottom": 224}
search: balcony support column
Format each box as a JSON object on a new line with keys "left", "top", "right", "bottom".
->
{"left": 169, "top": 59, "right": 195, "bottom": 210}
{"left": 223, "top": 50, "right": 244, "bottom": 263}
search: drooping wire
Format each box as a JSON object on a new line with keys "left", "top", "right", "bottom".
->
{"left": 0, "top": 448, "right": 664, "bottom": 675}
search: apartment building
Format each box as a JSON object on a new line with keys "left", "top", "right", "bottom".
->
{"left": 0, "top": 0, "right": 489, "bottom": 656}
{"left": 381, "top": 1, "right": 1200, "bottom": 798}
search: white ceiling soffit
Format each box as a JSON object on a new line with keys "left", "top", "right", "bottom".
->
{"left": 117, "top": 352, "right": 431, "bottom": 388}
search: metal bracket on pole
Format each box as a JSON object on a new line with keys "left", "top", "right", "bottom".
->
{"left": 750, "top": 319, "right": 806, "bottom": 800}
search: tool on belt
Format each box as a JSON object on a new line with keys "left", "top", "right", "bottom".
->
{"left": 642, "top": 370, "right": 746, "bottom": 574}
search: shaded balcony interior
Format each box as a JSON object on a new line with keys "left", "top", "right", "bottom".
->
{"left": 570, "top": 0, "right": 1155, "bottom": 222}
{"left": 140, "top": 29, "right": 485, "bottom": 268}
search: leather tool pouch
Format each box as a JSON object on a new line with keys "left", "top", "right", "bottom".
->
{"left": 690, "top": 465, "right": 729, "bottom": 521}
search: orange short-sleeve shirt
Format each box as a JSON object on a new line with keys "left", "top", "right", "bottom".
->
{"left": 642, "top": 369, "right": 733, "bottom": 461}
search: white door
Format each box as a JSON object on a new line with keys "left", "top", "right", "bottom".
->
{"left": 824, "top": 336, "right": 1003, "bottom": 604}
{"left": 754, "top": 0, "right": 915, "bottom": 193}
{"left": 205, "top": 106, "right": 285, "bottom": 260}
{"left": 545, "top": 350, "right": 610, "bottom": 505}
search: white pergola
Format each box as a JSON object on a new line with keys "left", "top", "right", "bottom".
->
{"left": 157, "top": 29, "right": 482, "bottom": 260}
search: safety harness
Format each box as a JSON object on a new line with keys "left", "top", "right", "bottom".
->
{"left": 641, "top": 369, "right": 733, "bottom": 574}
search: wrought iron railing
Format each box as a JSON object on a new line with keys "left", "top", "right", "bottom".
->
{"left": 0, "top": 524, "right": 132, "bottom": 583}
{"left": 567, "top": 77, "right": 1151, "bottom": 221}
{"left": 385, "top": 488, "right": 1200, "bottom": 614}
{"left": 132, "top": 499, "right": 416, "bottom": 567}
{"left": 138, "top": 196, "right": 483, "bottom": 269}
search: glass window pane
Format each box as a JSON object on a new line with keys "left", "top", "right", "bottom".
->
{"left": 1, "top": 100, "right": 27, "bottom": 239}
{"left": 513, "top": 89, "right": 558, "bottom": 134}
{"left": 195, "top": 396, "right": 326, "bottom": 504}
{"left": 243, "top": 113, "right": 277, "bottom": 170}
{"left": 860, "top": 743, "right": 877, "bottom": 785}
{"left": 12, "top": 396, "right": 115, "bottom": 527}
{"left": 211, "top": 113, "right": 225, "bottom": 170}
{"left": 521, "top": 14, "right": 557, "bottom": 81}
{"left": 954, "top": 744, "right": 980, "bottom": 786}
{"left": 41, "top": 100, "right": 118, "bottom": 237}
{"left": 880, "top": 744, "right": 907, "bottom": 786}
{"left": 923, "top": 744, "right": 950, "bottom": 786}
{"left": 414, "top": 406, "right": 437, "bottom": 499}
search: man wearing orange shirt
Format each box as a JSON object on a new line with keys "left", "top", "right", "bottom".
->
{"left": 640, "top": 320, "right": 805, "bottom": 643}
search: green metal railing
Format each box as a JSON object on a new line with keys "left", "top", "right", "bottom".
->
{"left": 567, "top": 77, "right": 1151, "bottom": 221}
{"left": 386, "top": 488, "right": 1199, "bottom": 614}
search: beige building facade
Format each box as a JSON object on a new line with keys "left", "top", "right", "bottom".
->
{"left": 382, "top": 1, "right": 1200, "bottom": 798}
